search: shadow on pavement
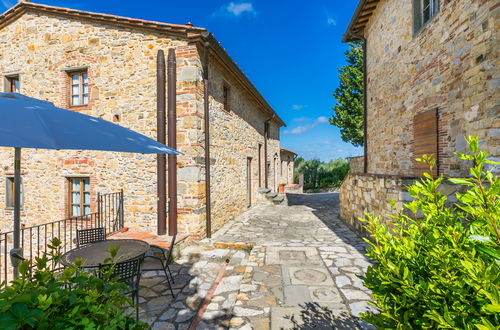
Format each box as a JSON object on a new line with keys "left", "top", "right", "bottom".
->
{"left": 282, "top": 302, "right": 360, "bottom": 330}
{"left": 286, "top": 192, "right": 368, "bottom": 256}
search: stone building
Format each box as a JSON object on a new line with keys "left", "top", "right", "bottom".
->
{"left": 340, "top": 0, "right": 499, "bottom": 232}
{"left": 0, "top": 1, "right": 289, "bottom": 237}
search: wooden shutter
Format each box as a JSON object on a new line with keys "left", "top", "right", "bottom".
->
{"left": 413, "top": 108, "right": 438, "bottom": 176}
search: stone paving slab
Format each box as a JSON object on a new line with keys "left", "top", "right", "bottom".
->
{"left": 138, "top": 193, "right": 374, "bottom": 329}
{"left": 270, "top": 306, "right": 359, "bottom": 330}
{"left": 211, "top": 193, "right": 374, "bottom": 329}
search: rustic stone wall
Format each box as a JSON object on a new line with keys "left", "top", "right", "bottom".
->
{"left": 0, "top": 12, "right": 203, "bottom": 234}
{"left": 279, "top": 150, "right": 295, "bottom": 186}
{"left": 364, "top": 0, "right": 499, "bottom": 177}
{"left": 0, "top": 10, "right": 284, "bottom": 239}
{"left": 208, "top": 59, "right": 281, "bottom": 232}
{"left": 348, "top": 156, "right": 364, "bottom": 174}
{"left": 339, "top": 173, "right": 463, "bottom": 236}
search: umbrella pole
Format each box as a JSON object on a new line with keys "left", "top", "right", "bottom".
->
{"left": 11, "top": 147, "right": 22, "bottom": 279}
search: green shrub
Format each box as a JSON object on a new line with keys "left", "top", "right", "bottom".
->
{"left": 295, "top": 157, "right": 350, "bottom": 190}
{"left": 0, "top": 238, "right": 148, "bottom": 329}
{"left": 361, "top": 137, "right": 499, "bottom": 329}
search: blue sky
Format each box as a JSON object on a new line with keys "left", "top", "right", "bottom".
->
{"left": 0, "top": 0, "right": 363, "bottom": 161}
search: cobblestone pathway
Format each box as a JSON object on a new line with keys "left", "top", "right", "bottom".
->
{"left": 142, "top": 193, "right": 375, "bottom": 329}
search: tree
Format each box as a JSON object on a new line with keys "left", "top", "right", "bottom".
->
{"left": 294, "top": 157, "right": 349, "bottom": 190}
{"left": 330, "top": 42, "right": 364, "bottom": 147}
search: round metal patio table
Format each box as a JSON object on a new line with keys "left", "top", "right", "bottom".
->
{"left": 60, "top": 239, "right": 150, "bottom": 268}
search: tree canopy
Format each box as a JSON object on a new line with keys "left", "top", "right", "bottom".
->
{"left": 330, "top": 42, "right": 364, "bottom": 147}
{"left": 294, "top": 157, "right": 349, "bottom": 190}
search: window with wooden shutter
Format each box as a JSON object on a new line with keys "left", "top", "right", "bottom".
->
{"left": 413, "top": 108, "right": 438, "bottom": 176}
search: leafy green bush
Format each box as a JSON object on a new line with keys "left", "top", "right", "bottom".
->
{"left": 295, "top": 157, "right": 349, "bottom": 189}
{"left": 361, "top": 137, "right": 499, "bottom": 329}
{"left": 0, "top": 238, "right": 148, "bottom": 329}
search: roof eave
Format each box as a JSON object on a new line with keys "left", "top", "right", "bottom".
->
{"left": 280, "top": 147, "right": 297, "bottom": 155}
{"left": 342, "top": 0, "right": 381, "bottom": 43}
{"left": 1, "top": 2, "right": 286, "bottom": 128}
{"left": 190, "top": 33, "right": 286, "bottom": 128}
{"left": 0, "top": 2, "right": 204, "bottom": 36}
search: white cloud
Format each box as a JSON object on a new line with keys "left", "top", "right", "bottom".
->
{"left": 213, "top": 2, "right": 257, "bottom": 18}
{"left": 227, "top": 2, "right": 255, "bottom": 16}
{"left": 317, "top": 116, "right": 329, "bottom": 123}
{"left": 284, "top": 123, "right": 316, "bottom": 135}
{"left": 292, "top": 104, "right": 307, "bottom": 110}
{"left": 284, "top": 116, "right": 330, "bottom": 135}
{"left": 1, "top": 0, "right": 14, "bottom": 9}
{"left": 293, "top": 117, "right": 309, "bottom": 123}
{"left": 327, "top": 17, "right": 337, "bottom": 26}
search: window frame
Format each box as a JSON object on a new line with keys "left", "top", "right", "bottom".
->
{"left": 413, "top": 0, "right": 440, "bottom": 35}
{"left": 68, "top": 70, "right": 89, "bottom": 107}
{"left": 5, "top": 175, "right": 23, "bottom": 210}
{"left": 4, "top": 74, "right": 20, "bottom": 93}
{"left": 67, "top": 177, "right": 91, "bottom": 218}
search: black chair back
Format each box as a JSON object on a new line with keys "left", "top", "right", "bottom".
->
{"left": 99, "top": 256, "right": 143, "bottom": 284}
{"left": 99, "top": 256, "right": 144, "bottom": 320}
{"left": 76, "top": 227, "right": 106, "bottom": 247}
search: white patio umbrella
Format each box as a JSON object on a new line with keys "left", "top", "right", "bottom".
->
{"left": 0, "top": 93, "right": 179, "bottom": 278}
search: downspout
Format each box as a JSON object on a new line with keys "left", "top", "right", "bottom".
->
{"left": 167, "top": 48, "right": 178, "bottom": 236}
{"left": 264, "top": 114, "right": 275, "bottom": 189}
{"left": 202, "top": 33, "right": 212, "bottom": 238}
{"left": 361, "top": 37, "right": 368, "bottom": 174}
{"left": 347, "top": 34, "right": 368, "bottom": 173}
{"left": 156, "top": 50, "right": 167, "bottom": 235}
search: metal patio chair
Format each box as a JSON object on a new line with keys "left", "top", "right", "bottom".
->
{"left": 142, "top": 234, "right": 176, "bottom": 297}
{"left": 99, "top": 255, "right": 144, "bottom": 320}
{"left": 76, "top": 227, "right": 106, "bottom": 248}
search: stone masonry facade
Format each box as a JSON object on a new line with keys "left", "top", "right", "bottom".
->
{"left": 208, "top": 59, "right": 281, "bottom": 232}
{"left": 339, "top": 172, "right": 463, "bottom": 234}
{"left": 340, "top": 0, "right": 499, "bottom": 233}
{"left": 0, "top": 3, "right": 285, "bottom": 237}
{"left": 364, "top": 0, "right": 499, "bottom": 177}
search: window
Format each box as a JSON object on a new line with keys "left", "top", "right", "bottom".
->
{"left": 69, "top": 71, "right": 89, "bottom": 106}
{"left": 5, "top": 75, "right": 20, "bottom": 93}
{"left": 67, "top": 177, "right": 90, "bottom": 217}
{"left": 223, "top": 84, "right": 230, "bottom": 112}
{"left": 6, "top": 176, "right": 23, "bottom": 209}
{"left": 414, "top": 0, "right": 439, "bottom": 33}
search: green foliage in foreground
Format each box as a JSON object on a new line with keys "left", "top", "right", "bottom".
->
{"left": 294, "top": 157, "right": 349, "bottom": 190}
{"left": 361, "top": 137, "right": 499, "bottom": 329}
{"left": 0, "top": 238, "right": 148, "bottom": 330}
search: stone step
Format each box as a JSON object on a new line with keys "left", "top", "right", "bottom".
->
{"left": 273, "top": 195, "right": 285, "bottom": 204}
{"left": 258, "top": 188, "right": 271, "bottom": 194}
{"left": 266, "top": 192, "right": 278, "bottom": 199}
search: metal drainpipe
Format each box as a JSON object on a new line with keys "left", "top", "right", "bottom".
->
{"left": 167, "top": 48, "right": 178, "bottom": 236}
{"left": 202, "top": 34, "right": 212, "bottom": 238}
{"left": 361, "top": 37, "right": 368, "bottom": 174}
{"left": 264, "top": 114, "right": 275, "bottom": 189}
{"left": 156, "top": 50, "right": 167, "bottom": 235}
